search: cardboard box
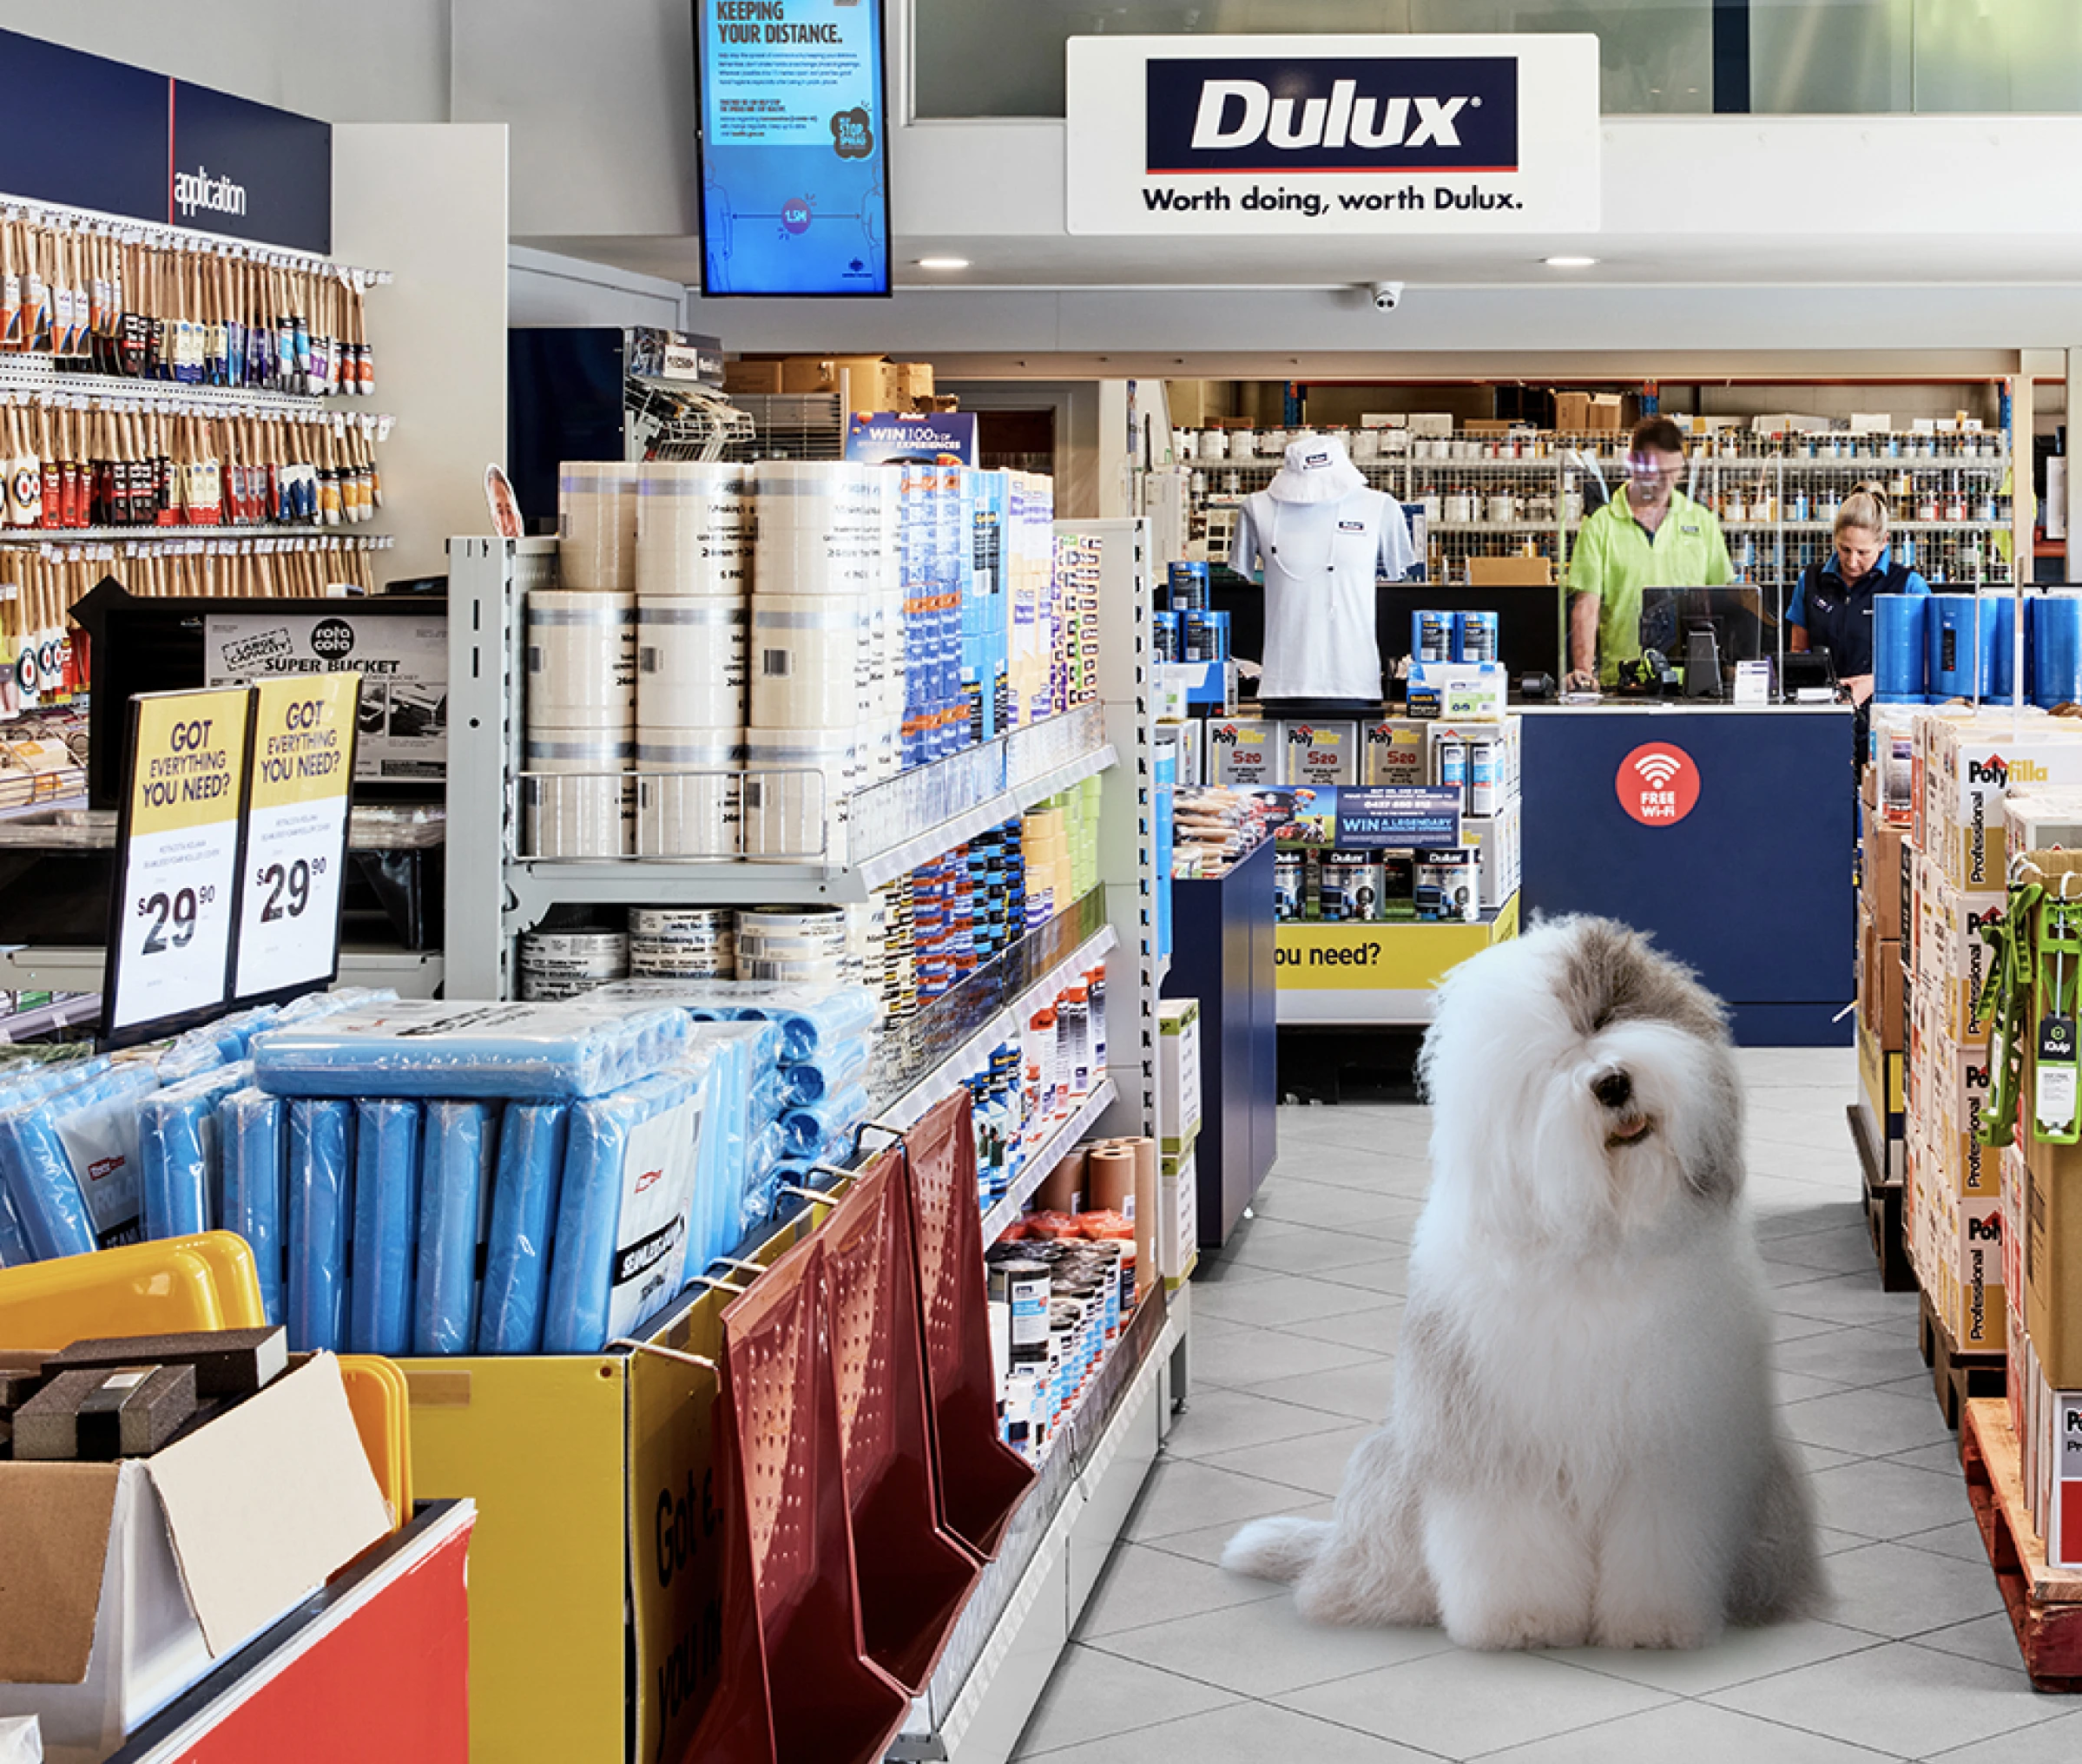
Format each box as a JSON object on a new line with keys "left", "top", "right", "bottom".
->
{"left": 1159, "top": 999, "right": 1202, "bottom": 1154}
{"left": 779, "top": 353, "right": 905, "bottom": 410}
{"left": 1857, "top": 916, "right": 1902, "bottom": 1052}
{"left": 721, "top": 358, "right": 784, "bottom": 396}
{"left": 1159, "top": 1142, "right": 1199, "bottom": 1283}
{"left": 1863, "top": 816, "right": 1907, "bottom": 942}
{"left": 1362, "top": 718, "right": 1428, "bottom": 788}
{"left": 1281, "top": 719, "right": 1359, "bottom": 787}
{"left": 1553, "top": 391, "right": 1624, "bottom": 432}
{"left": 2006, "top": 788, "right": 2082, "bottom": 870}
{"left": 1205, "top": 717, "right": 1279, "bottom": 788}
{"left": 1466, "top": 555, "right": 1553, "bottom": 586}
{"left": 0, "top": 1355, "right": 389, "bottom": 1759}
{"left": 897, "top": 361, "right": 935, "bottom": 402}
{"left": 1407, "top": 413, "right": 1453, "bottom": 438}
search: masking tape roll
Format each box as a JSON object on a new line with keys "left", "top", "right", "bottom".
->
{"left": 742, "top": 727, "right": 863, "bottom": 864}
{"left": 749, "top": 594, "right": 867, "bottom": 728}
{"left": 636, "top": 596, "right": 748, "bottom": 727}
{"left": 522, "top": 734, "right": 633, "bottom": 858}
{"left": 557, "top": 463, "right": 641, "bottom": 592}
{"left": 632, "top": 727, "right": 744, "bottom": 861}
{"left": 527, "top": 589, "right": 636, "bottom": 721}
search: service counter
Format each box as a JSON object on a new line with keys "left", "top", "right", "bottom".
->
{"left": 1519, "top": 702, "right": 1856, "bottom": 1046}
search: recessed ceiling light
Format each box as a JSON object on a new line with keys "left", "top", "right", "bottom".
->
{"left": 914, "top": 256, "right": 970, "bottom": 270}
{"left": 1544, "top": 255, "right": 1598, "bottom": 267}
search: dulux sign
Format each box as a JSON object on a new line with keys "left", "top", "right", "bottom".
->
{"left": 1067, "top": 35, "right": 1598, "bottom": 235}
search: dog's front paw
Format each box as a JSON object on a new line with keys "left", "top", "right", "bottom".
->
{"left": 1446, "top": 1607, "right": 1591, "bottom": 1652}
{"left": 1590, "top": 1609, "right": 1719, "bottom": 1651}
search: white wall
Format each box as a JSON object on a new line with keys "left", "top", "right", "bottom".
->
{"left": 333, "top": 123, "right": 509, "bottom": 585}
{"left": 509, "top": 246, "right": 686, "bottom": 330}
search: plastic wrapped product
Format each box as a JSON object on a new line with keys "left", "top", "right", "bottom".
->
{"left": 775, "top": 1084, "right": 869, "bottom": 1161}
{"left": 678, "top": 1023, "right": 779, "bottom": 1276}
{"left": 252, "top": 999, "right": 693, "bottom": 1100}
{"left": 541, "top": 1067, "right": 704, "bottom": 1354}
{"left": 287, "top": 1098, "right": 357, "bottom": 1352}
{"left": 478, "top": 1102, "right": 570, "bottom": 1353}
{"left": 157, "top": 1004, "right": 283, "bottom": 1081}
{"left": 219, "top": 1088, "right": 289, "bottom": 1323}
{"left": 139, "top": 1061, "right": 254, "bottom": 1240}
{"left": 0, "top": 1054, "right": 112, "bottom": 1111}
{"left": 415, "top": 1099, "right": 503, "bottom": 1355}
{"left": 0, "top": 1063, "right": 161, "bottom": 1260}
{"left": 351, "top": 1099, "right": 423, "bottom": 1355}
{"left": 775, "top": 1038, "right": 870, "bottom": 1109}
{"left": 583, "top": 979, "right": 875, "bottom": 1063}
{"left": 0, "top": 1181, "right": 30, "bottom": 1267}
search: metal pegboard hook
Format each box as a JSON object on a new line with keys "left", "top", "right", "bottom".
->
{"left": 607, "top": 1338, "right": 719, "bottom": 1373}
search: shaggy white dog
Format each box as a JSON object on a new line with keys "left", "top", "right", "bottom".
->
{"left": 1223, "top": 916, "right": 1823, "bottom": 1650}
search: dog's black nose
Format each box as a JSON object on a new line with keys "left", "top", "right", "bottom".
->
{"left": 1593, "top": 1070, "right": 1632, "bottom": 1110}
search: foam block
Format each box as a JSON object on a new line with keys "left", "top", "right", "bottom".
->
{"left": 415, "top": 1099, "right": 502, "bottom": 1355}
{"left": 287, "top": 1098, "right": 357, "bottom": 1352}
{"left": 253, "top": 1000, "right": 693, "bottom": 1100}
{"left": 478, "top": 1102, "right": 570, "bottom": 1354}
{"left": 351, "top": 1099, "right": 423, "bottom": 1355}
{"left": 0, "top": 1063, "right": 161, "bottom": 1260}
{"left": 542, "top": 1067, "right": 703, "bottom": 1354}
{"left": 219, "top": 1088, "right": 290, "bottom": 1325}
{"left": 139, "top": 1061, "right": 253, "bottom": 1241}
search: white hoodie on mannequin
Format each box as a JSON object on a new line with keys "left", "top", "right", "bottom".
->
{"left": 1229, "top": 434, "right": 1416, "bottom": 703}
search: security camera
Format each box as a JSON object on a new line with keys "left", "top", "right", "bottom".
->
{"left": 1369, "top": 280, "right": 1405, "bottom": 311}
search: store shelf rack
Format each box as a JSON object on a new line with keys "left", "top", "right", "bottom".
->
{"left": 0, "top": 354, "right": 371, "bottom": 415}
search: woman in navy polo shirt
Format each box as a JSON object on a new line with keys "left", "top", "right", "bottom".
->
{"left": 1787, "top": 484, "right": 1929, "bottom": 706}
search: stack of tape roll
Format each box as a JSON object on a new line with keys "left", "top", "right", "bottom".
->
{"left": 629, "top": 905, "right": 735, "bottom": 978}
{"left": 524, "top": 589, "right": 636, "bottom": 858}
{"left": 633, "top": 727, "right": 744, "bottom": 859}
{"left": 750, "top": 595, "right": 867, "bottom": 728}
{"left": 752, "top": 460, "right": 886, "bottom": 598}
{"left": 557, "top": 462, "right": 641, "bottom": 592}
{"left": 844, "top": 898, "right": 886, "bottom": 1012}
{"left": 634, "top": 461, "right": 749, "bottom": 598}
{"left": 637, "top": 598, "right": 748, "bottom": 728}
{"left": 741, "top": 727, "right": 864, "bottom": 863}
{"left": 736, "top": 906, "right": 850, "bottom": 986}
{"left": 519, "top": 928, "right": 629, "bottom": 1001}
{"left": 881, "top": 878, "right": 915, "bottom": 1023}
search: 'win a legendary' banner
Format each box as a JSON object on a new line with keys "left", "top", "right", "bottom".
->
{"left": 1067, "top": 34, "right": 1598, "bottom": 236}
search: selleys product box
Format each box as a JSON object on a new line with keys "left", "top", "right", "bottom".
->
{"left": 1281, "top": 720, "right": 1359, "bottom": 787}
{"left": 1361, "top": 719, "right": 1427, "bottom": 788}
{"left": 1205, "top": 717, "right": 1279, "bottom": 788}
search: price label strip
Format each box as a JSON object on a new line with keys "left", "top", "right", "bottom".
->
{"left": 102, "top": 686, "right": 256, "bottom": 1044}
{"left": 234, "top": 674, "right": 362, "bottom": 1004}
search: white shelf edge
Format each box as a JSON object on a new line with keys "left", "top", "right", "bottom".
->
{"left": 0, "top": 356, "right": 382, "bottom": 418}
{"left": 0, "top": 992, "right": 101, "bottom": 1040}
{"left": 882, "top": 925, "right": 1120, "bottom": 1134}
{"left": 0, "top": 525, "right": 392, "bottom": 545}
{"left": 978, "top": 1078, "right": 1120, "bottom": 1247}
{"left": 853, "top": 742, "right": 1118, "bottom": 892}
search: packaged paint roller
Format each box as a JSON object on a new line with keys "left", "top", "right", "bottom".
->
{"left": 1984, "top": 591, "right": 2018, "bottom": 705}
{"left": 526, "top": 590, "right": 636, "bottom": 727}
{"left": 0, "top": 1179, "right": 29, "bottom": 1267}
{"left": 253, "top": 998, "right": 693, "bottom": 1101}
{"left": 776, "top": 1041, "right": 869, "bottom": 1108}
{"left": 0, "top": 1062, "right": 159, "bottom": 1260}
{"left": 2035, "top": 592, "right": 2082, "bottom": 708}
{"left": 351, "top": 1098, "right": 422, "bottom": 1356}
{"left": 139, "top": 1059, "right": 253, "bottom": 1240}
{"left": 287, "top": 1097, "right": 355, "bottom": 1353}
{"left": 636, "top": 597, "right": 747, "bottom": 727}
{"left": 1927, "top": 592, "right": 1997, "bottom": 701}
{"left": 541, "top": 1065, "right": 705, "bottom": 1354}
{"left": 634, "top": 461, "right": 750, "bottom": 598}
{"left": 156, "top": 1002, "right": 281, "bottom": 1080}
{"left": 415, "top": 1098, "right": 503, "bottom": 1356}
{"left": 750, "top": 596, "right": 867, "bottom": 728}
{"left": 1874, "top": 594, "right": 1928, "bottom": 704}
{"left": 743, "top": 1118, "right": 791, "bottom": 1232}
{"left": 219, "top": 1087, "right": 289, "bottom": 1324}
{"left": 634, "top": 729, "right": 743, "bottom": 859}
{"left": 775, "top": 1084, "right": 869, "bottom": 1160}
{"left": 557, "top": 462, "right": 640, "bottom": 592}
{"left": 585, "top": 977, "right": 875, "bottom": 1063}
{"left": 478, "top": 1101, "right": 570, "bottom": 1354}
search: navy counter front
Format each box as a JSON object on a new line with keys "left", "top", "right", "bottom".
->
{"left": 1519, "top": 704, "right": 1855, "bottom": 1046}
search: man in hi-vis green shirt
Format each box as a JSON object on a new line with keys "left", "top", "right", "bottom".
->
{"left": 1566, "top": 415, "right": 1734, "bottom": 689}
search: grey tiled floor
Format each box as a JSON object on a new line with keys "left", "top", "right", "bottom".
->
{"left": 1010, "top": 1048, "right": 2080, "bottom": 1763}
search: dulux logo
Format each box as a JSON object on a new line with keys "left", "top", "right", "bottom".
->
{"left": 175, "top": 166, "right": 247, "bottom": 221}
{"left": 1145, "top": 56, "right": 1518, "bottom": 174}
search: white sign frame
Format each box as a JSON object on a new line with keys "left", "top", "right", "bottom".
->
{"left": 1066, "top": 33, "right": 1601, "bottom": 236}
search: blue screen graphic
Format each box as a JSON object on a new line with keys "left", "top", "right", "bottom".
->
{"left": 697, "top": 0, "right": 890, "bottom": 297}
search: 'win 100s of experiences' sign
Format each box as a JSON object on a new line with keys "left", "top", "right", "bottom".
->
{"left": 1066, "top": 35, "right": 1599, "bottom": 235}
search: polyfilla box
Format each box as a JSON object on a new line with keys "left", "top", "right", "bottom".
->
{"left": 1159, "top": 998, "right": 1202, "bottom": 1155}
{"left": 1281, "top": 720, "right": 1359, "bottom": 787}
{"left": 1929, "top": 715, "right": 2082, "bottom": 890}
{"left": 1362, "top": 719, "right": 1427, "bottom": 788}
{"left": 1205, "top": 717, "right": 1279, "bottom": 788}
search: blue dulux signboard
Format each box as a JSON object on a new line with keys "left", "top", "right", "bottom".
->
{"left": 0, "top": 28, "right": 331, "bottom": 253}
{"left": 695, "top": 0, "right": 891, "bottom": 297}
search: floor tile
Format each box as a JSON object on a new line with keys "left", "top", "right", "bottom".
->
{"left": 1161, "top": 1385, "right": 1365, "bottom": 1461}
{"left": 1192, "top": 1269, "right": 1398, "bottom": 1330}
{"left": 1092, "top": 1592, "right": 1453, "bottom": 1698}
{"left": 1913, "top": 1611, "right": 2032, "bottom": 1674}
{"left": 1120, "top": 1457, "right": 1314, "bottom": 1542}
{"left": 1707, "top": 1640, "right": 2057, "bottom": 1758}
{"left": 1256, "top": 1355, "right": 1399, "bottom": 1423}
{"left": 1896, "top": 1517, "right": 1993, "bottom": 1565}
{"left": 1923, "top": 1708, "right": 2082, "bottom": 1761}
{"left": 1141, "top": 1497, "right": 1337, "bottom": 1568}
{"left": 1191, "top": 1325, "right": 1386, "bottom": 1391}
{"left": 1010, "top": 1642, "right": 1240, "bottom": 1756}
{"left": 1779, "top": 1388, "right": 1958, "bottom": 1458}
{"left": 1277, "top": 1647, "right": 1674, "bottom": 1758}
{"left": 1806, "top": 1458, "right": 1980, "bottom": 1542}
{"left": 1015, "top": 1695, "right": 1440, "bottom": 1764}
{"left": 1197, "top": 1420, "right": 1376, "bottom": 1498}
{"left": 1312, "top": 1258, "right": 1414, "bottom": 1299}
{"left": 1222, "top": 1216, "right": 1407, "bottom": 1276}
{"left": 1814, "top": 1541, "right": 2004, "bottom": 1639}
{"left": 1545, "top": 1618, "right": 1881, "bottom": 1698}
{"left": 1886, "top": 1439, "right": 1967, "bottom": 1477}
{"left": 1774, "top": 1273, "right": 1925, "bottom": 1330}
{"left": 1775, "top": 1326, "right": 1930, "bottom": 1388}
{"left": 1477, "top": 1697, "right": 1900, "bottom": 1764}
{"left": 1072, "top": 1539, "right": 1285, "bottom": 1641}
{"left": 1273, "top": 1298, "right": 1407, "bottom": 1353}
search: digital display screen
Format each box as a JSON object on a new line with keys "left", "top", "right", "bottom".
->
{"left": 695, "top": 0, "right": 891, "bottom": 298}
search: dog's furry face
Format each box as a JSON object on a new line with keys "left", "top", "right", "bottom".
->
{"left": 1418, "top": 916, "right": 1744, "bottom": 1250}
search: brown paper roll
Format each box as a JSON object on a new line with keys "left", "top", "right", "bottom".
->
{"left": 1127, "top": 1137, "right": 1159, "bottom": 1297}
{"left": 1034, "top": 1148, "right": 1087, "bottom": 1214}
{"left": 1085, "top": 1144, "right": 1137, "bottom": 1215}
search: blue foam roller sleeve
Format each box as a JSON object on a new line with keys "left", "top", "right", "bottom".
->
{"left": 219, "top": 1087, "right": 289, "bottom": 1324}
{"left": 287, "top": 1098, "right": 356, "bottom": 1352}
{"left": 543, "top": 1068, "right": 703, "bottom": 1354}
{"left": 254, "top": 1000, "right": 691, "bottom": 1100}
{"left": 776, "top": 1037, "right": 870, "bottom": 1109}
{"left": 351, "top": 1099, "right": 422, "bottom": 1355}
{"left": 0, "top": 1180, "right": 30, "bottom": 1267}
{"left": 584, "top": 982, "right": 873, "bottom": 1063}
{"left": 141, "top": 1061, "right": 254, "bottom": 1241}
{"left": 1984, "top": 594, "right": 2017, "bottom": 703}
{"left": 478, "top": 1102, "right": 570, "bottom": 1353}
{"left": 0, "top": 1063, "right": 160, "bottom": 1260}
{"left": 1874, "top": 595, "right": 1927, "bottom": 704}
{"left": 415, "top": 1099, "right": 502, "bottom": 1355}
{"left": 775, "top": 1084, "right": 868, "bottom": 1160}
{"left": 1927, "top": 592, "right": 1996, "bottom": 701}
{"left": 2036, "top": 595, "right": 2082, "bottom": 708}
